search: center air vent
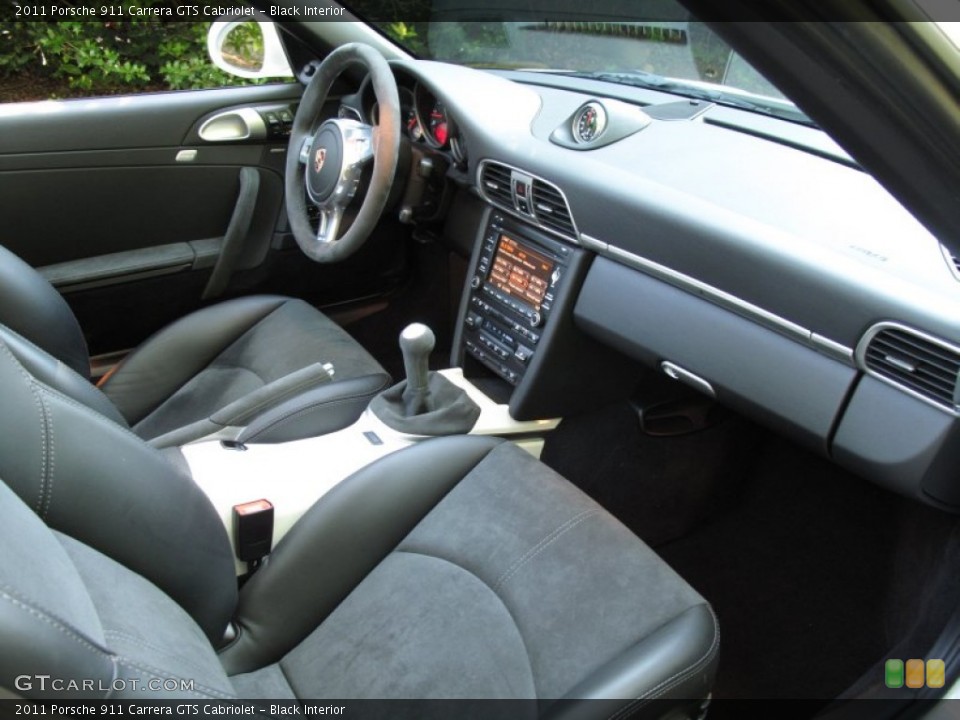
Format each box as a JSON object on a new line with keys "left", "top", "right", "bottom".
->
{"left": 477, "top": 160, "right": 578, "bottom": 242}
{"left": 479, "top": 162, "right": 513, "bottom": 208}
{"left": 531, "top": 180, "right": 576, "bottom": 238}
{"left": 861, "top": 325, "right": 960, "bottom": 412}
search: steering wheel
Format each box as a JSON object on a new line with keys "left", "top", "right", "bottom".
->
{"left": 285, "top": 43, "right": 401, "bottom": 263}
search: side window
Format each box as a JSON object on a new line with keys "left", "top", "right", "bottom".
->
{"left": 0, "top": 16, "right": 293, "bottom": 103}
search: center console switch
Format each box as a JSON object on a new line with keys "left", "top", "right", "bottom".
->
{"left": 462, "top": 213, "right": 572, "bottom": 386}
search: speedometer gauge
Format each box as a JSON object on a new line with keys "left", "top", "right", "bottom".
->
{"left": 573, "top": 101, "right": 607, "bottom": 143}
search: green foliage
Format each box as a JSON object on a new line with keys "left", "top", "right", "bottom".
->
{"left": 0, "top": 5, "right": 271, "bottom": 101}
{"left": 381, "top": 22, "right": 426, "bottom": 55}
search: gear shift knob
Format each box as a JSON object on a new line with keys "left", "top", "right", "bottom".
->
{"left": 400, "top": 324, "right": 435, "bottom": 409}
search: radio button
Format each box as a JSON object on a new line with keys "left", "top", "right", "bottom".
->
{"left": 515, "top": 346, "right": 534, "bottom": 364}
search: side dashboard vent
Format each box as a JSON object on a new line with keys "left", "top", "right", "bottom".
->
{"left": 532, "top": 179, "right": 576, "bottom": 238}
{"left": 479, "top": 162, "right": 514, "bottom": 208}
{"left": 863, "top": 326, "right": 960, "bottom": 411}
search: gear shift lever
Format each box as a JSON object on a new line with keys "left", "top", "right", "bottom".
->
{"left": 400, "top": 323, "right": 434, "bottom": 415}
{"left": 369, "top": 322, "right": 481, "bottom": 435}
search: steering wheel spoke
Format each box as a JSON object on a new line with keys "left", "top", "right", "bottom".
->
{"left": 316, "top": 205, "right": 344, "bottom": 245}
{"left": 298, "top": 136, "right": 314, "bottom": 165}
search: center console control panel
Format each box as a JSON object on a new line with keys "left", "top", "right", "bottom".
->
{"left": 462, "top": 213, "right": 572, "bottom": 385}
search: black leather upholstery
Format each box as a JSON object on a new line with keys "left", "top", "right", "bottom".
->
{"left": 0, "top": 339, "right": 237, "bottom": 641}
{"left": 0, "top": 244, "right": 89, "bottom": 377}
{"left": 0, "top": 246, "right": 390, "bottom": 446}
{"left": 0, "top": 336, "right": 719, "bottom": 715}
{"left": 101, "top": 295, "right": 291, "bottom": 426}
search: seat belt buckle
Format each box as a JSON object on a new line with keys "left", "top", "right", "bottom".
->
{"left": 232, "top": 499, "right": 274, "bottom": 570}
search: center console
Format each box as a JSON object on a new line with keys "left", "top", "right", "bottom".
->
{"left": 185, "top": 196, "right": 641, "bottom": 574}
{"left": 462, "top": 212, "right": 573, "bottom": 386}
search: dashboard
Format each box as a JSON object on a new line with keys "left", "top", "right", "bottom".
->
{"left": 346, "top": 59, "right": 960, "bottom": 512}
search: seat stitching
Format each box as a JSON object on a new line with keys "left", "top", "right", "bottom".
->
{"left": 114, "top": 658, "right": 235, "bottom": 700}
{"left": 0, "top": 586, "right": 108, "bottom": 657}
{"left": 493, "top": 509, "right": 599, "bottom": 591}
{"left": 1, "top": 324, "right": 124, "bottom": 424}
{"left": 1, "top": 576, "right": 231, "bottom": 701}
{"left": 0, "top": 340, "right": 49, "bottom": 515}
{"left": 394, "top": 549, "right": 539, "bottom": 698}
{"left": 606, "top": 605, "right": 720, "bottom": 720}
{"left": 40, "top": 391, "right": 55, "bottom": 520}
{"left": 31, "top": 380, "right": 193, "bottom": 470}
{"left": 103, "top": 630, "right": 216, "bottom": 679}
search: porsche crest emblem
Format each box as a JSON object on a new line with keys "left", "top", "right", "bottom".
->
{"left": 314, "top": 147, "right": 327, "bottom": 173}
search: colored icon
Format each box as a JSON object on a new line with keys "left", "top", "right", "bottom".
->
{"left": 906, "top": 659, "right": 925, "bottom": 688}
{"left": 927, "top": 659, "right": 946, "bottom": 689}
{"left": 885, "top": 658, "right": 946, "bottom": 689}
{"left": 885, "top": 659, "right": 904, "bottom": 688}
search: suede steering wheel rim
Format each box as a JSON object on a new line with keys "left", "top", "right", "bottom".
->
{"left": 285, "top": 43, "right": 400, "bottom": 263}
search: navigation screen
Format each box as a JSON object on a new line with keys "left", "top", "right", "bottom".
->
{"left": 488, "top": 234, "right": 554, "bottom": 311}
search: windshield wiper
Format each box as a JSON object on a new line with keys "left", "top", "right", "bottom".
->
{"left": 550, "top": 69, "right": 812, "bottom": 126}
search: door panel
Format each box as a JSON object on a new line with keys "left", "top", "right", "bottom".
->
{"left": 0, "top": 82, "right": 410, "bottom": 357}
{"left": 2, "top": 165, "right": 263, "bottom": 266}
{"left": 0, "top": 84, "right": 302, "bottom": 353}
{"left": 0, "top": 84, "right": 302, "bottom": 154}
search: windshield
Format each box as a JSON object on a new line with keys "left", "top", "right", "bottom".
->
{"left": 346, "top": 0, "right": 809, "bottom": 124}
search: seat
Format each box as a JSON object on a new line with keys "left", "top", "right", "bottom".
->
{"left": 0, "top": 244, "right": 391, "bottom": 446}
{"left": 0, "top": 336, "right": 718, "bottom": 717}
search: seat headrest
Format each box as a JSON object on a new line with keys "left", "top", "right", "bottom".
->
{"left": 0, "top": 245, "right": 89, "bottom": 377}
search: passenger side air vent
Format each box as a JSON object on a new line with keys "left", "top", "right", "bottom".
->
{"left": 862, "top": 325, "right": 960, "bottom": 411}
{"left": 479, "top": 162, "right": 514, "bottom": 208}
{"left": 477, "top": 160, "right": 579, "bottom": 242}
{"left": 532, "top": 180, "right": 576, "bottom": 238}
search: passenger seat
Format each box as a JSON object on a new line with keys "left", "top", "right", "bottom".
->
{"left": 0, "top": 337, "right": 718, "bottom": 718}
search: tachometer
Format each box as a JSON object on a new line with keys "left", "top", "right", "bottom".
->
{"left": 427, "top": 101, "right": 449, "bottom": 147}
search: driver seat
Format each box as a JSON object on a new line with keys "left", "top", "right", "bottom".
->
{"left": 0, "top": 244, "right": 391, "bottom": 447}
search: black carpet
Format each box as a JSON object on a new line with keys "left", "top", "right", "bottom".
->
{"left": 542, "top": 401, "right": 960, "bottom": 700}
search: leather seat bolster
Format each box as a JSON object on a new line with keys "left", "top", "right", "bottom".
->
{"left": 237, "top": 372, "right": 392, "bottom": 444}
{"left": 543, "top": 604, "right": 719, "bottom": 720}
{"left": 100, "top": 295, "right": 290, "bottom": 425}
{"left": 0, "top": 325, "right": 128, "bottom": 428}
{"left": 0, "top": 245, "right": 90, "bottom": 378}
{"left": 0, "top": 341, "right": 237, "bottom": 643}
{"left": 221, "top": 435, "right": 504, "bottom": 675}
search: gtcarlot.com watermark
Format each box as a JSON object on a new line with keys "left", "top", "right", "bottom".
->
{"left": 14, "top": 675, "right": 196, "bottom": 693}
